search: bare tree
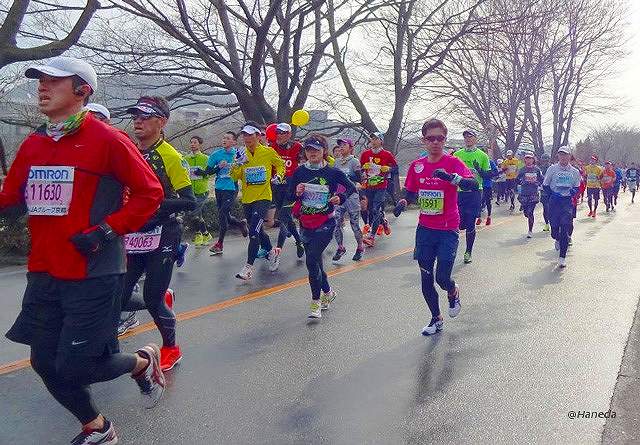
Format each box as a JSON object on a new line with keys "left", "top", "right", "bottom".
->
{"left": 0, "top": 0, "right": 100, "bottom": 69}
{"left": 577, "top": 124, "right": 640, "bottom": 164}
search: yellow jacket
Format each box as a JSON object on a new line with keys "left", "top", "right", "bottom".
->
{"left": 231, "top": 143, "right": 285, "bottom": 203}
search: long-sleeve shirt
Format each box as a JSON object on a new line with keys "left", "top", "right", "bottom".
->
{"left": 0, "top": 114, "right": 163, "bottom": 279}
{"left": 230, "top": 143, "right": 285, "bottom": 204}
{"left": 516, "top": 165, "right": 544, "bottom": 196}
{"left": 543, "top": 163, "right": 581, "bottom": 197}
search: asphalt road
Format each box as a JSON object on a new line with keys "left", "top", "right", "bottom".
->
{"left": 1, "top": 197, "right": 639, "bottom": 444}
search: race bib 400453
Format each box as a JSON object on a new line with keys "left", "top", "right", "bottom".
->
{"left": 418, "top": 189, "right": 444, "bottom": 215}
{"left": 25, "top": 166, "right": 74, "bottom": 216}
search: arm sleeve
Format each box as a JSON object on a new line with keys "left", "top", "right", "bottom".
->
{"left": 288, "top": 170, "right": 301, "bottom": 202}
{"left": 104, "top": 133, "right": 164, "bottom": 234}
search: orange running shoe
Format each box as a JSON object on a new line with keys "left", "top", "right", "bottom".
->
{"left": 160, "top": 345, "right": 183, "bottom": 371}
{"left": 376, "top": 225, "right": 384, "bottom": 236}
{"left": 362, "top": 224, "right": 371, "bottom": 235}
{"left": 383, "top": 219, "right": 391, "bottom": 235}
{"left": 164, "top": 289, "right": 175, "bottom": 310}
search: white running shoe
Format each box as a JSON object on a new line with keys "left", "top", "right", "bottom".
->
{"left": 268, "top": 247, "right": 281, "bottom": 272}
{"left": 308, "top": 301, "right": 321, "bottom": 318}
{"left": 133, "top": 344, "right": 165, "bottom": 409}
{"left": 321, "top": 290, "right": 337, "bottom": 310}
{"left": 527, "top": 231, "right": 533, "bottom": 239}
{"left": 421, "top": 317, "right": 444, "bottom": 336}
{"left": 236, "top": 264, "right": 254, "bottom": 280}
{"left": 70, "top": 420, "right": 118, "bottom": 445}
{"left": 558, "top": 257, "right": 567, "bottom": 268}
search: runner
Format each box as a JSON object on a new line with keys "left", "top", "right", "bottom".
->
{"left": 539, "top": 153, "right": 552, "bottom": 232}
{"left": 184, "top": 135, "right": 214, "bottom": 246}
{"left": 501, "top": 150, "right": 520, "bottom": 211}
{"left": 494, "top": 158, "right": 506, "bottom": 205}
{"left": 2, "top": 57, "right": 165, "bottom": 444}
{"left": 360, "top": 132, "right": 397, "bottom": 247}
{"left": 478, "top": 148, "right": 498, "bottom": 226}
{"left": 84, "top": 103, "right": 110, "bottom": 124}
{"left": 231, "top": 122, "right": 285, "bottom": 280}
{"left": 453, "top": 130, "right": 491, "bottom": 264}
{"left": 269, "top": 123, "right": 305, "bottom": 266}
{"left": 120, "top": 96, "right": 196, "bottom": 372}
{"left": 613, "top": 162, "right": 623, "bottom": 207}
{"left": 584, "top": 155, "right": 603, "bottom": 218}
{"left": 331, "top": 138, "right": 364, "bottom": 262}
{"left": 516, "top": 153, "right": 544, "bottom": 238}
{"left": 394, "top": 119, "right": 476, "bottom": 335}
{"left": 543, "top": 146, "right": 581, "bottom": 268}
{"left": 601, "top": 161, "right": 617, "bottom": 212}
{"left": 289, "top": 134, "right": 356, "bottom": 318}
{"left": 194, "top": 131, "right": 249, "bottom": 255}
{"left": 626, "top": 162, "right": 639, "bottom": 203}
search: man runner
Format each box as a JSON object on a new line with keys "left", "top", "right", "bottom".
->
{"left": 501, "top": 150, "right": 520, "bottom": 211}
{"left": 453, "top": 130, "right": 491, "bottom": 264}
{"left": 120, "top": 96, "right": 196, "bottom": 372}
{"left": 626, "top": 162, "right": 639, "bottom": 203}
{"left": 601, "top": 161, "right": 617, "bottom": 213}
{"left": 184, "top": 135, "right": 214, "bottom": 246}
{"left": 2, "top": 57, "right": 165, "bottom": 444}
{"left": 232, "top": 122, "right": 285, "bottom": 280}
{"left": 516, "top": 153, "right": 544, "bottom": 238}
{"left": 584, "top": 155, "right": 603, "bottom": 218}
{"left": 395, "top": 119, "right": 477, "bottom": 335}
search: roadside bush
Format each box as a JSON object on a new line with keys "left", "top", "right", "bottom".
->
{"left": 0, "top": 213, "right": 30, "bottom": 263}
{"left": 183, "top": 197, "right": 245, "bottom": 235}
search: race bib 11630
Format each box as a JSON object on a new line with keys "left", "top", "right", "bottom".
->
{"left": 25, "top": 166, "right": 74, "bottom": 216}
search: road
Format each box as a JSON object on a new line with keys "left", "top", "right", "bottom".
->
{"left": 1, "top": 198, "right": 639, "bottom": 444}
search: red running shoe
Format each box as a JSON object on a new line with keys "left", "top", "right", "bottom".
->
{"left": 475, "top": 218, "right": 482, "bottom": 226}
{"left": 382, "top": 219, "right": 391, "bottom": 235}
{"left": 160, "top": 345, "right": 183, "bottom": 372}
{"left": 164, "top": 289, "right": 175, "bottom": 310}
{"left": 485, "top": 217, "right": 492, "bottom": 226}
{"left": 362, "top": 224, "right": 371, "bottom": 235}
{"left": 376, "top": 225, "right": 384, "bottom": 236}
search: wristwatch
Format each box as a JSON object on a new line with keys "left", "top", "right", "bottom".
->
{"left": 98, "top": 223, "right": 117, "bottom": 241}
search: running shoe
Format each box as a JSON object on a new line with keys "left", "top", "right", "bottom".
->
{"left": 509, "top": 204, "right": 515, "bottom": 212}
{"left": 117, "top": 312, "right": 139, "bottom": 337}
{"left": 296, "top": 242, "right": 305, "bottom": 259}
{"left": 558, "top": 257, "right": 567, "bottom": 268}
{"left": 70, "top": 420, "right": 118, "bottom": 445}
{"left": 201, "top": 232, "right": 213, "bottom": 245}
{"left": 448, "top": 285, "right": 461, "bottom": 318}
{"left": 612, "top": 207, "right": 616, "bottom": 212}
{"left": 568, "top": 237, "right": 573, "bottom": 246}
{"left": 256, "top": 247, "right": 269, "bottom": 259}
{"left": 592, "top": 213, "right": 596, "bottom": 219}
{"left": 209, "top": 241, "right": 223, "bottom": 255}
{"left": 376, "top": 225, "right": 384, "bottom": 236}
{"left": 463, "top": 252, "right": 472, "bottom": 264}
{"left": 320, "top": 290, "right": 336, "bottom": 310}
{"left": 164, "top": 289, "right": 175, "bottom": 310}
{"left": 352, "top": 249, "right": 363, "bottom": 261}
{"left": 475, "top": 218, "right": 482, "bottom": 226}
{"left": 383, "top": 219, "right": 391, "bottom": 235}
{"left": 543, "top": 223, "right": 550, "bottom": 232}
{"left": 421, "top": 317, "right": 444, "bottom": 336}
{"left": 555, "top": 240, "right": 560, "bottom": 251}
{"left": 308, "top": 301, "right": 321, "bottom": 318}
{"left": 193, "top": 232, "right": 203, "bottom": 246}
{"left": 176, "top": 243, "right": 188, "bottom": 267}
{"left": 485, "top": 217, "right": 492, "bottom": 226}
{"left": 268, "top": 247, "right": 281, "bottom": 272}
{"left": 332, "top": 246, "right": 346, "bottom": 262}
{"left": 363, "top": 236, "right": 375, "bottom": 248}
{"left": 587, "top": 211, "right": 593, "bottom": 217}
{"left": 362, "top": 224, "right": 371, "bottom": 235}
{"left": 133, "top": 343, "right": 165, "bottom": 409}
{"left": 240, "top": 219, "right": 249, "bottom": 237}
{"left": 236, "top": 264, "right": 254, "bottom": 280}
{"left": 160, "top": 345, "right": 183, "bottom": 371}
{"left": 527, "top": 231, "right": 533, "bottom": 239}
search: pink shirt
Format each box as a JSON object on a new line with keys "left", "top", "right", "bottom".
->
{"left": 404, "top": 154, "right": 473, "bottom": 231}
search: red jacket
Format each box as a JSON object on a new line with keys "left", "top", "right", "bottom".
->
{"left": 359, "top": 148, "right": 397, "bottom": 190}
{"left": 270, "top": 141, "right": 303, "bottom": 178}
{"left": 0, "top": 114, "right": 163, "bottom": 280}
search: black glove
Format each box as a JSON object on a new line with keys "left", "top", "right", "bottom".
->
{"left": 70, "top": 223, "right": 114, "bottom": 255}
{"left": 432, "top": 168, "right": 453, "bottom": 182}
{"left": 393, "top": 201, "right": 406, "bottom": 217}
{"left": 473, "top": 160, "right": 481, "bottom": 172}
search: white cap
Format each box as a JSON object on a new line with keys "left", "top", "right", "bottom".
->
{"left": 506, "top": 150, "right": 514, "bottom": 156}
{"left": 276, "top": 123, "right": 292, "bottom": 133}
{"left": 84, "top": 103, "right": 110, "bottom": 120}
{"left": 240, "top": 125, "right": 261, "bottom": 135}
{"left": 25, "top": 57, "right": 98, "bottom": 93}
{"left": 557, "top": 145, "right": 571, "bottom": 154}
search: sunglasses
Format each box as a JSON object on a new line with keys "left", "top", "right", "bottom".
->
{"left": 424, "top": 135, "right": 446, "bottom": 143}
{"left": 133, "top": 113, "right": 160, "bottom": 121}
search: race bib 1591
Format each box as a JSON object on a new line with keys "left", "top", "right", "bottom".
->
{"left": 25, "top": 166, "right": 74, "bottom": 216}
{"left": 418, "top": 189, "right": 444, "bottom": 215}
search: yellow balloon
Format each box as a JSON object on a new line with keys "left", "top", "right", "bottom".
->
{"left": 291, "top": 109, "right": 310, "bottom": 127}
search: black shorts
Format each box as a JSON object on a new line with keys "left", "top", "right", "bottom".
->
{"left": 587, "top": 188, "right": 600, "bottom": 199}
{"left": 458, "top": 190, "right": 482, "bottom": 230}
{"left": 6, "top": 273, "right": 123, "bottom": 357}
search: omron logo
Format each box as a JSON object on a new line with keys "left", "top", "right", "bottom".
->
{"left": 28, "top": 167, "right": 74, "bottom": 181}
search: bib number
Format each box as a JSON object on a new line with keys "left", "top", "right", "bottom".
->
{"left": 302, "top": 183, "right": 330, "bottom": 210}
{"left": 524, "top": 172, "right": 537, "bottom": 183}
{"left": 25, "top": 166, "right": 74, "bottom": 216}
{"left": 418, "top": 189, "right": 444, "bottom": 215}
{"left": 124, "top": 226, "right": 163, "bottom": 254}
{"left": 556, "top": 172, "right": 573, "bottom": 187}
{"left": 245, "top": 166, "right": 267, "bottom": 185}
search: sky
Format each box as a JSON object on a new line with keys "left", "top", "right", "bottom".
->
{"left": 571, "top": 0, "right": 640, "bottom": 140}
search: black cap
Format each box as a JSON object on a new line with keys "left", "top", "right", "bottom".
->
{"left": 463, "top": 130, "right": 476, "bottom": 137}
